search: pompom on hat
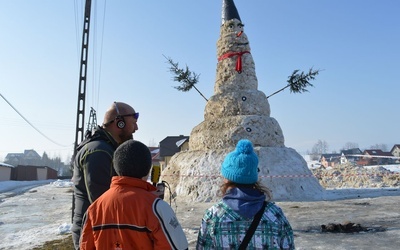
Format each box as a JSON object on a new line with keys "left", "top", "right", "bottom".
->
{"left": 221, "top": 139, "right": 259, "bottom": 184}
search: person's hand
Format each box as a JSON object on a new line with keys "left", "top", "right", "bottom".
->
{"left": 151, "top": 183, "right": 165, "bottom": 199}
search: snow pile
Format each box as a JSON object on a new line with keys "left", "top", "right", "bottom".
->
{"left": 58, "top": 222, "right": 72, "bottom": 235}
{"left": 50, "top": 179, "right": 73, "bottom": 188}
{"left": 311, "top": 164, "right": 400, "bottom": 188}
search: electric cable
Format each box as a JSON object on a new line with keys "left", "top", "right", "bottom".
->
{"left": 95, "top": 0, "right": 107, "bottom": 111}
{"left": 0, "top": 93, "right": 70, "bottom": 147}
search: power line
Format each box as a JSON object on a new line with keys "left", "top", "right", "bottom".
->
{"left": 0, "top": 93, "right": 70, "bottom": 147}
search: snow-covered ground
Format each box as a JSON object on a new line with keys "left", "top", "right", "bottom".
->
{"left": 0, "top": 179, "right": 73, "bottom": 249}
{"left": 364, "top": 164, "right": 400, "bottom": 172}
{"left": 1, "top": 168, "right": 400, "bottom": 249}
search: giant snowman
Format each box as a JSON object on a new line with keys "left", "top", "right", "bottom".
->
{"left": 161, "top": 0, "right": 324, "bottom": 202}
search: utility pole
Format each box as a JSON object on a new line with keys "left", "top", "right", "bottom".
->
{"left": 86, "top": 107, "right": 98, "bottom": 134}
{"left": 72, "top": 0, "right": 92, "bottom": 224}
{"left": 73, "top": 0, "right": 92, "bottom": 158}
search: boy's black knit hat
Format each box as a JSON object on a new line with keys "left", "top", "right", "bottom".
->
{"left": 113, "top": 139, "right": 152, "bottom": 178}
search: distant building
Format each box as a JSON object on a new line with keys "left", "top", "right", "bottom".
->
{"left": 390, "top": 144, "right": 400, "bottom": 163}
{"left": 340, "top": 148, "right": 362, "bottom": 164}
{"left": 5, "top": 150, "right": 42, "bottom": 166}
{"left": 149, "top": 146, "right": 160, "bottom": 167}
{"left": 11, "top": 165, "right": 58, "bottom": 181}
{"left": 320, "top": 153, "right": 341, "bottom": 168}
{"left": 159, "top": 135, "right": 189, "bottom": 170}
{"left": 362, "top": 149, "right": 394, "bottom": 165}
{"left": 0, "top": 162, "right": 15, "bottom": 181}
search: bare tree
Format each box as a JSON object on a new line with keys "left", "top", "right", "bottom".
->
{"left": 310, "top": 139, "right": 329, "bottom": 160}
{"left": 342, "top": 142, "right": 359, "bottom": 150}
{"left": 369, "top": 143, "right": 388, "bottom": 151}
{"left": 148, "top": 138, "right": 157, "bottom": 147}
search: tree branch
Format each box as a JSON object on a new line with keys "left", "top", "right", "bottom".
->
{"left": 163, "top": 55, "right": 208, "bottom": 102}
{"left": 267, "top": 68, "right": 320, "bottom": 99}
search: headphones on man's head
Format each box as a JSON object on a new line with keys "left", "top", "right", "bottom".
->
{"left": 114, "top": 102, "right": 125, "bottom": 129}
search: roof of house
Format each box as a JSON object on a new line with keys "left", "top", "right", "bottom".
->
{"left": 15, "top": 165, "right": 57, "bottom": 171}
{"left": 5, "top": 153, "right": 24, "bottom": 159}
{"left": 363, "top": 149, "right": 393, "bottom": 157}
{"left": 390, "top": 144, "right": 400, "bottom": 152}
{"left": 23, "top": 150, "right": 41, "bottom": 159}
{"left": 148, "top": 147, "right": 160, "bottom": 161}
{"left": 176, "top": 138, "right": 190, "bottom": 148}
{"left": 341, "top": 148, "right": 362, "bottom": 155}
{"left": 159, "top": 135, "right": 189, "bottom": 157}
{"left": 0, "top": 162, "right": 15, "bottom": 168}
{"left": 5, "top": 149, "right": 41, "bottom": 160}
{"left": 320, "top": 153, "right": 341, "bottom": 162}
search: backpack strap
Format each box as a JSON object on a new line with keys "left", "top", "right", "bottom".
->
{"left": 239, "top": 201, "right": 267, "bottom": 250}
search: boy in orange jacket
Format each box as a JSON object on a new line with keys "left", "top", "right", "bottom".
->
{"left": 80, "top": 139, "right": 188, "bottom": 249}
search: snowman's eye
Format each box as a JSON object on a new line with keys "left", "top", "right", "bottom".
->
{"left": 238, "top": 23, "right": 244, "bottom": 28}
{"left": 228, "top": 24, "right": 234, "bottom": 29}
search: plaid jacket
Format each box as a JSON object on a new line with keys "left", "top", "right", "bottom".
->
{"left": 196, "top": 201, "right": 295, "bottom": 249}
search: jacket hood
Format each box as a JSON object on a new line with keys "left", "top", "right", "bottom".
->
{"left": 76, "top": 126, "right": 118, "bottom": 152}
{"left": 223, "top": 187, "right": 266, "bottom": 219}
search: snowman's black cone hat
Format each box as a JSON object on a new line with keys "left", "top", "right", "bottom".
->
{"left": 222, "top": 0, "right": 241, "bottom": 24}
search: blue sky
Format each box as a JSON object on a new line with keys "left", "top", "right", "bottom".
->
{"left": 1, "top": 0, "right": 399, "bottom": 162}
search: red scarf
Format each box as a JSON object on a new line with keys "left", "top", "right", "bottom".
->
{"left": 218, "top": 51, "right": 250, "bottom": 73}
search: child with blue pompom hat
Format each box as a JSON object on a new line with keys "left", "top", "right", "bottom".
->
{"left": 196, "top": 139, "right": 295, "bottom": 249}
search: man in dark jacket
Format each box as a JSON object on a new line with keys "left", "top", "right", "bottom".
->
{"left": 71, "top": 101, "right": 139, "bottom": 249}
